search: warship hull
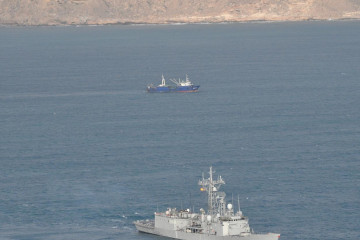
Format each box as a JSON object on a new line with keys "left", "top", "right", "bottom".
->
{"left": 135, "top": 221, "right": 280, "bottom": 240}
{"left": 134, "top": 167, "right": 280, "bottom": 240}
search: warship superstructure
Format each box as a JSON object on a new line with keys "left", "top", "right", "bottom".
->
{"left": 134, "top": 167, "right": 280, "bottom": 240}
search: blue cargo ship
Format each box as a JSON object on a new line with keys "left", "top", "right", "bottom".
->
{"left": 147, "top": 75, "right": 199, "bottom": 93}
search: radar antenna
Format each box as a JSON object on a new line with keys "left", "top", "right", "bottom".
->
{"left": 198, "top": 166, "right": 226, "bottom": 216}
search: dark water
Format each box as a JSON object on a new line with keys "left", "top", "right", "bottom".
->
{"left": 1, "top": 21, "right": 359, "bottom": 240}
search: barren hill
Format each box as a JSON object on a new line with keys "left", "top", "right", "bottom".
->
{"left": 1, "top": 0, "right": 360, "bottom": 25}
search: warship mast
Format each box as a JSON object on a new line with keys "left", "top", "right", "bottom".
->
{"left": 198, "top": 166, "right": 226, "bottom": 216}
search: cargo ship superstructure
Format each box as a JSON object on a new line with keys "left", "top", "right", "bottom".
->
{"left": 147, "top": 74, "right": 200, "bottom": 93}
{"left": 134, "top": 167, "right": 280, "bottom": 240}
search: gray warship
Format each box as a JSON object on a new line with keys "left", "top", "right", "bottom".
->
{"left": 134, "top": 167, "right": 280, "bottom": 240}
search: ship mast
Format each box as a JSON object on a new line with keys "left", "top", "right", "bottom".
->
{"left": 160, "top": 74, "right": 166, "bottom": 86}
{"left": 198, "top": 166, "right": 225, "bottom": 216}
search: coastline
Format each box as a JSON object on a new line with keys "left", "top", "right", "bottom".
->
{"left": 1, "top": 0, "right": 359, "bottom": 28}
{"left": 1, "top": 17, "right": 360, "bottom": 28}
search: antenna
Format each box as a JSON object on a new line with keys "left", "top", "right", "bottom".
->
{"left": 237, "top": 194, "right": 241, "bottom": 212}
{"left": 198, "top": 166, "right": 225, "bottom": 216}
{"left": 189, "top": 191, "right": 192, "bottom": 211}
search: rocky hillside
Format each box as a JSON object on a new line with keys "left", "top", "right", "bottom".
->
{"left": 1, "top": 0, "right": 360, "bottom": 25}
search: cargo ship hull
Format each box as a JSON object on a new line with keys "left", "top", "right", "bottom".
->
{"left": 147, "top": 85, "right": 200, "bottom": 93}
{"left": 147, "top": 75, "right": 199, "bottom": 93}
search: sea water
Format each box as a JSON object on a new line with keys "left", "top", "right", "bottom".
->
{"left": 0, "top": 21, "right": 359, "bottom": 240}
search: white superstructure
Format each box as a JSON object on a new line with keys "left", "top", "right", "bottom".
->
{"left": 134, "top": 167, "right": 280, "bottom": 240}
{"left": 170, "top": 74, "right": 193, "bottom": 86}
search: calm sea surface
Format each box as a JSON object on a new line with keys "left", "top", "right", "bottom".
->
{"left": 1, "top": 21, "right": 359, "bottom": 240}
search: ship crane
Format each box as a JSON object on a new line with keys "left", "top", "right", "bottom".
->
{"left": 159, "top": 74, "right": 166, "bottom": 86}
{"left": 169, "top": 78, "right": 181, "bottom": 86}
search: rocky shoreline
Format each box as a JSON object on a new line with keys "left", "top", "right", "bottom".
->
{"left": 1, "top": 0, "right": 360, "bottom": 26}
{"left": 1, "top": 18, "right": 360, "bottom": 28}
